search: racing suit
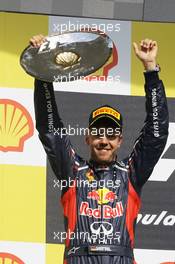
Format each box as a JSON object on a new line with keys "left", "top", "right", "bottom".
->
{"left": 34, "top": 71, "right": 169, "bottom": 264}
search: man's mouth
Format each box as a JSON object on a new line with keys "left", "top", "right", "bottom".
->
{"left": 96, "top": 147, "right": 111, "bottom": 151}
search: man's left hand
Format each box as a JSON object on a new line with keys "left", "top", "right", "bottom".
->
{"left": 133, "top": 39, "right": 158, "bottom": 71}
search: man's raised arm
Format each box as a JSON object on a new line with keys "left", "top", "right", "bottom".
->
{"left": 32, "top": 35, "right": 79, "bottom": 181}
{"left": 127, "top": 39, "right": 169, "bottom": 190}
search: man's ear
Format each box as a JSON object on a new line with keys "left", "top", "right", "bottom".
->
{"left": 118, "top": 135, "right": 123, "bottom": 147}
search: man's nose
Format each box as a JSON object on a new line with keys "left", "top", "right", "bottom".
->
{"left": 99, "top": 135, "right": 109, "bottom": 144}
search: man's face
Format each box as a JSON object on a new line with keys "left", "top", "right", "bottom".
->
{"left": 85, "top": 124, "right": 123, "bottom": 165}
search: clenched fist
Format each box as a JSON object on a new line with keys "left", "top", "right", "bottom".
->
{"left": 133, "top": 39, "right": 158, "bottom": 71}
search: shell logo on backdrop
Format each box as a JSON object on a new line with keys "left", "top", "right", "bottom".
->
{"left": 160, "top": 262, "right": 175, "bottom": 264}
{"left": 0, "top": 252, "right": 25, "bottom": 264}
{"left": 0, "top": 99, "right": 34, "bottom": 152}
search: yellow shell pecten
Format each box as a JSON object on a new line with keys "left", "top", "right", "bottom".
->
{"left": 0, "top": 99, "right": 34, "bottom": 152}
{"left": 0, "top": 252, "right": 25, "bottom": 264}
{"left": 55, "top": 51, "right": 80, "bottom": 67}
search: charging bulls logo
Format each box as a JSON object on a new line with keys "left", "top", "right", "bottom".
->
{"left": 87, "top": 188, "right": 117, "bottom": 204}
{"left": 0, "top": 252, "right": 24, "bottom": 264}
{"left": 0, "top": 99, "right": 34, "bottom": 152}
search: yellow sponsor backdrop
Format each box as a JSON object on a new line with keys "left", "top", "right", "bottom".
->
{"left": 131, "top": 21, "right": 175, "bottom": 97}
{"left": 0, "top": 12, "right": 48, "bottom": 89}
{"left": 0, "top": 165, "right": 46, "bottom": 242}
{"left": 46, "top": 244, "right": 65, "bottom": 263}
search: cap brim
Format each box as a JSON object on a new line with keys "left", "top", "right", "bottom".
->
{"left": 89, "top": 115, "right": 121, "bottom": 128}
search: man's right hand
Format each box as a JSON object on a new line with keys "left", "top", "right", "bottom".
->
{"left": 29, "top": 34, "right": 46, "bottom": 48}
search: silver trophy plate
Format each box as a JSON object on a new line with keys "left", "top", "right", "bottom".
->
{"left": 20, "top": 31, "right": 113, "bottom": 82}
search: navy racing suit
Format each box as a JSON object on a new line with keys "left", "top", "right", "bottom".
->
{"left": 34, "top": 71, "right": 169, "bottom": 264}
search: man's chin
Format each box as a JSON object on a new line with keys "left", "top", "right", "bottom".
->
{"left": 91, "top": 150, "right": 116, "bottom": 165}
{"left": 93, "top": 156, "right": 114, "bottom": 165}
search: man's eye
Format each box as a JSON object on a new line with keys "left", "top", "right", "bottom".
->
{"left": 95, "top": 133, "right": 104, "bottom": 138}
{"left": 97, "top": 132, "right": 103, "bottom": 137}
{"left": 91, "top": 130, "right": 104, "bottom": 137}
{"left": 106, "top": 134, "right": 117, "bottom": 139}
{"left": 90, "top": 131, "right": 100, "bottom": 137}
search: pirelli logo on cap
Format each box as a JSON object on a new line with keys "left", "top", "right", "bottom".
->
{"left": 92, "top": 107, "right": 120, "bottom": 120}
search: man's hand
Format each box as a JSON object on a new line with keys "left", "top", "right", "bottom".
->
{"left": 133, "top": 39, "right": 158, "bottom": 71}
{"left": 29, "top": 34, "right": 46, "bottom": 48}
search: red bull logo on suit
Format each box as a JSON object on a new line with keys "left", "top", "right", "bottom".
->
{"left": 80, "top": 188, "right": 123, "bottom": 219}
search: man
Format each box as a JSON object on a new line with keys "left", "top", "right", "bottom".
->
{"left": 31, "top": 35, "right": 169, "bottom": 264}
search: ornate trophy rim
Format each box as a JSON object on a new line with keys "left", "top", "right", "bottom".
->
{"left": 20, "top": 30, "right": 113, "bottom": 82}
